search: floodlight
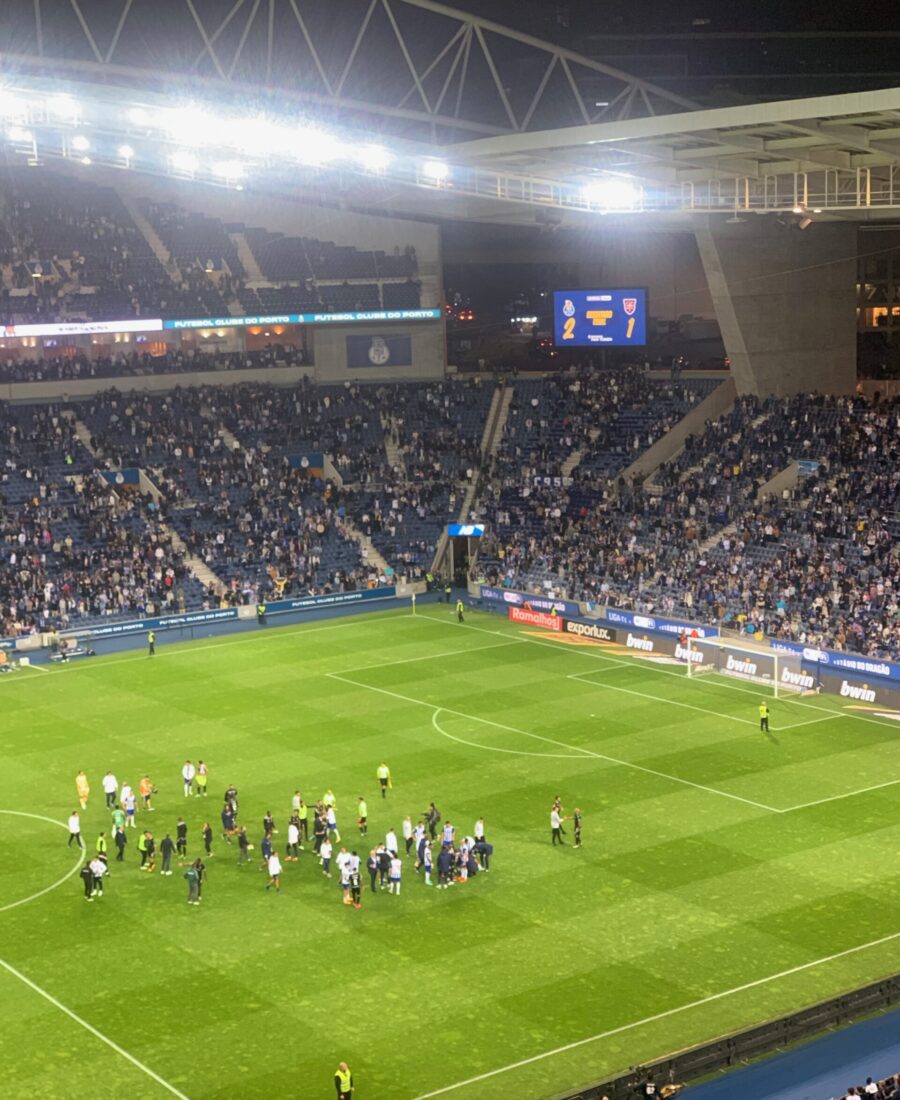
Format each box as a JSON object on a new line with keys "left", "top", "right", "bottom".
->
{"left": 165, "top": 106, "right": 213, "bottom": 146}
{"left": 171, "top": 150, "right": 199, "bottom": 173}
{"left": 581, "top": 178, "right": 637, "bottom": 209}
{"left": 71, "top": 134, "right": 90, "bottom": 152}
{"left": 127, "top": 106, "right": 150, "bottom": 126}
{"left": 118, "top": 144, "right": 135, "bottom": 160}
{"left": 357, "top": 144, "right": 393, "bottom": 173}
{"left": 7, "top": 127, "right": 33, "bottom": 143}
{"left": 422, "top": 159, "right": 450, "bottom": 182}
{"left": 0, "top": 91, "right": 27, "bottom": 120}
{"left": 48, "top": 94, "right": 79, "bottom": 122}
{"left": 294, "top": 127, "right": 344, "bottom": 165}
{"left": 80, "top": 156, "right": 92, "bottom": 165}
{"left": 228, "top": 116, "right": 287, "bottom": 157}
{"left": 212, "top": 159, "right": 246, "bottom": 181}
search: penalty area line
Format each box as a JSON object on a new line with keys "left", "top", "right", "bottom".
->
{"left": 0, "top": 956, "right": 190, "bottom": 1098}
{"left": 408, "top": 925, "right": 900, "bottom": 1099}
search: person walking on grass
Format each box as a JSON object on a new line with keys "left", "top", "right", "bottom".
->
{"left": 320, "top": 838, "right": 333, "bottom": 879}
{"left": 114, "top": 825, "right": 127, "bottom": 862}
{"left": 402, "top": 815, "right": 414, "bottom": 856}
{"left": 148, "top": 629, "right": 155, "bottom": 656}
{"left": 388, "top": 855, "right": 402, "bottom": 895}
{"left": 357, "top": 796, "right": 368, "bottom": 837}
{"left": 367, "top": 849, "right": 379, "bottom": 893}
{"left": 184, "top": 862, "right": 200, "bottom": 905}
{"left": 194, "top": 857, "right": 206, "bottom": 902}
{"left": 80, "top": 861, "right": 95, "bottom": 901}
{"left": 75, "top": 771, "right": 90, "bottom": 811}
{"left": 456, "top": 598, "right": 465, "bottom": 623}
{"left": 286, "top": 820, "right": 300, "bottom": 861}
{"left": 237, "top": 826, "right": 251, "bottom": 866}
{"left": 102, "top": 771, "right": 118, "bottom": 809}
{"left": 573, "top": 808, "right": 583, "bottom": 849}
{"left": 144, "top": 832, "right": 157, "bottom": 873}
{"left": 195, "top": 760, "right": 208, "bottom": 797}
{"left": 160, "top": 833, "right": 176, "bottom": 875}
{"left": 377, "top": 762, "right": 392, "bottom": 798}
{"left": 202, "top": 822, "right": 213, "bottom": 856}
{"left": 176, "top": 817, "right": 188, "bottom": 860}
{"left": 67, "top": 811, "right": 84, "bottom": 849}
{"left": 89, "top": 856, "right": 107, "bottom": 898}
{"left": 266, "top": 852, "right": 282, "bottom": 893}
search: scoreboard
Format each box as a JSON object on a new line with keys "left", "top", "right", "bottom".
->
{"left": 553, "top": 288, "right": 647, "bottom": 347}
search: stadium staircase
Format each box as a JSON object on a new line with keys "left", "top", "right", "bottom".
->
{"left": 338, "top": 519, "right": 391, "bottom": 576}
{"left": 68, "top": 415, "right": 100, "bottom": 460}
{"left": 695, "top": 458, "right": 804, "bottom": 553}
{"left": 384, "top": 416, "right": 407, "bottom": 478}
{"left": 634, "top": 376, "right": 737, "bottom": 491}
{"left": 229, "top": 231, "right": 265, "bottom": 283}
{"left": 199, "top": 406, "right": 242, "bottom": 454}
{"left": 119, "top": 194, "right": 182, "bottom": 282}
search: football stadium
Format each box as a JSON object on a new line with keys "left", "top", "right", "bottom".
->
{"left": 5, "top": 3, "right": 900, "bottom": 1099}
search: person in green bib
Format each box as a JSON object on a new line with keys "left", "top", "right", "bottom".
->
{"left": 147, "top": 629, "right": 155, "bottom": 656}
{"left": 357, "top": 796, "right": 368, "bottom": 837}
{"left": 111, "top": 805, "right": 125, "bottom": 831}
{"left": 376, "top": 762, "right": 392, "bottom": 799}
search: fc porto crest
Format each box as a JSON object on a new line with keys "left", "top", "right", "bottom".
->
{"left": 368, "top": 336, "right": 391, "bottom": 365}
{"left": 562, "top": 299, "right": 575, "bottom": 318}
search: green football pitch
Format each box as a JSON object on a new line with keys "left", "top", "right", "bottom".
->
{"left": 4, "top": 605, "right": 900, "bottom": 1100}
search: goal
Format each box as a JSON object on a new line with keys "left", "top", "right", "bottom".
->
{"left": 684, "top": 636, "right": 818, "bottom": 698}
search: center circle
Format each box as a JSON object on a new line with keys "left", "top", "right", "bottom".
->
{"left": 0, "top": 809, "right": 85, "bottom": 914}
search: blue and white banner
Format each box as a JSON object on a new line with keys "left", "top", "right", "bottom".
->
{"left": 769, "top": 639, "right": 899, "bottom": 683}
{"left": 267, "top": 587, "right": 395, "bottom": 613}
{"left": 165, "top": 309, "right": 440, "bottom": 331}
{"left": 603, "top": 608, "right": 720, "bottom": 639}
{"left": 70, "top": 607, "right": 239, "bottom": 640}
{"left": 479, "top": 585, "right": 580, "bottom": 618}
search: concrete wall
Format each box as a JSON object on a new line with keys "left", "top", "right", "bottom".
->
{"left": 696, "top": 218, "right": 857, "bottom": 397}
{"left": 312, "top": 321, "right": 445, "bottom": 383}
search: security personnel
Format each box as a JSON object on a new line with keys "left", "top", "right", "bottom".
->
{"left": 334, "top": 1062, "right": 353, "bottom": 1099}
{"left": 444, "top": 582, "right": 452, "bottom": 604}
{"left": 759, "top": 701, "right": 770, "bottom": 732}
{"left": 456, "top": 598, "right": 465, "bottom": 623}
{"left": 147, "top": 629, "right": 155, "bottom": 656}
{"left": 257, "top": 601, "right": 267, "bottom": 625}
{"left": 425, "top": 571, "right": 434, "bottom": 591}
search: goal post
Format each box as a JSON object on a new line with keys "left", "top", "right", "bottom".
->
{"left": 684, "top": 636, "right": 817, "bottom": 698}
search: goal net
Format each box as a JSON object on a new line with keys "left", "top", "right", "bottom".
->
{"left": 684, "top": 636, "right": 817, "bottom": 698}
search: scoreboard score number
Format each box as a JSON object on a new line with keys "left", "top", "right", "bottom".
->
{"left": 553, "top": 288, "right": 647, "bottom": 347}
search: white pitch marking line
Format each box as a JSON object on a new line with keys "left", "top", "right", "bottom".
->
{"left": 330, "top": 672, "right": 778, "bottom": 812}
{"left": 335, "top": 638, "right": 526, "bottom": 676}
{"left": 431, "top": 711, "right": 587, "bottom": 759}
{"left": 777, "top": 715, "right": 843, "bottom": 731}
{"left": 407, "top": 923, "right": 900, "bottom": 1099}
{"left": 568, "top": 670, "right": 760, "bottom": 727}
{"left": 0, "top": 956, "right": 190, "bottom": 1098}
{"left": 328, "top": 672, "right": 599, "bottom": 758}
{"left": 781, "top": 775, "right": 900, "bottom": 813}
{"left": 0, "top": 810, "right": 84, "bottom": 914}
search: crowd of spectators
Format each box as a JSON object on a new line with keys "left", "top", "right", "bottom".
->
{"left": 478, "top": 384, "right": 900, "bottom": 660}
{"left": 0, "top": 344, "right": 309, "bottom": 384}
{"left": 836, "top": 1073, "right": 900, "bottom": 1099}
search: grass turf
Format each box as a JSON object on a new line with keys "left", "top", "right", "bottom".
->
{"left": 3, "top": 606, "right": 900, "bottom": 1100}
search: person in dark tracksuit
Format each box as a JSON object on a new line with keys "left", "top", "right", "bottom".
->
{"left": 160, "top": 833, "right": 176, "bottom": 875}
{"left": 114, "top": 825, "right": 127, "bottom": 862}
{"left": 80, "top": 862, "right": 95, "bottom": 900}
{"left": 202, "top": 822, "right": 213, "bottom": 855}
{"left": 176, "top": 818, "right": 188, "bottom": 859}
{"left": 367, "top": 849, "right": 378, "bottom": 893}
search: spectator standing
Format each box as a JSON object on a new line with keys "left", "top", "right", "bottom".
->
{"left": 334, "top": 1063, "right": 353, "bottom": 1100}
{"left": 182, "top": 761, "right": 196, "bottom": 797}
{"left": 160, "top": 833, "right": 176, "bottom": 875}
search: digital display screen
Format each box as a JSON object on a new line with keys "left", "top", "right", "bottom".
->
{"left": 553, "top": 288, "right": 647, "bottom": 347}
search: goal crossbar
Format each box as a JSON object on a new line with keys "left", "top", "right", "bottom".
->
{"left": 684, "top": 636, "right": 817, "bottom": 698}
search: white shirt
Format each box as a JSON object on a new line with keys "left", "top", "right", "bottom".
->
{"left": 385, "top": 830, "right": 398, "bottom": 852}
{"left": 89, "top": 858, "right": 106, "bottom": 878}
{"left": 182, "top": 763, "right": 196, "bottom": 782}
{"left": 120, "top": 785, "right": 133, "bottom": 803}
{"left": 67, "top": 813, "right": 80, "bottom": 834}
{"left": 102, "top": 774, "right": 118, "bottom": 794}
{"left": 320, "top": 841, "right": 332, "bottom": 860}
{"left": 348, "top": 854, "right": 361, "bottom": 874}
{"left": 326, "top": 807, "right": 337, "bottom": 826}
{"left": 267, "top": 855, "right": 282, "bottom": 875}
{"left": 292, "top": 794, "right": 301, "bottom": 812}
{"left": 287, "top": 823, "right": 299, "bottom": 845}
{"left": 474, "top": 820, "right": 485, "bottom": 839}
{"left": 336, "top": 850, "right": 351, "bottom": 873}
{"left": 402, "top": 819, "right": 413, "bottom": 839}
{"left": 551, "top": 810, "right": 561, "bottom": 829}
{"left": 390, "top": 857, "right": 402, "bottom": 879}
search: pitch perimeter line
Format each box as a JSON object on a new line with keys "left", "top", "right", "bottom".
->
{"left": 408, "top": 924, "right": 900, "bottom": 1099}
{"left": 0, "top": 956, "right": 189, "bottom": 1098}
{"left": 328, "top": 673, "right": 779, "bottom": 812}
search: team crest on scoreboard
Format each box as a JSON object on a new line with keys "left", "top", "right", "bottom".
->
{"left": 562, "top": 299, "right": 575, "bottom": 317}
{"left": 623, "top": 297, "right": 637, "bottom": 315}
